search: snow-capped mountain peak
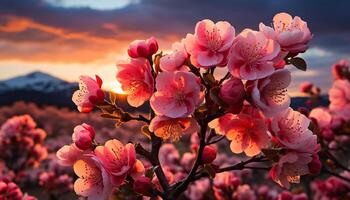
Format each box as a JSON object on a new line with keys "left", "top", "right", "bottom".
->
{"left": 0, "top": 71, "right": 78, "bottom": 93}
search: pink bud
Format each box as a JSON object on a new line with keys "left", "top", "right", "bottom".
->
{"left": 308, "top": 154, "right": 321, "bottom": 175}
{"left": 321, "top": 128, "right": 334, "bottom": 141}
{"left": 299, "top": 82, "right": 314, "bottom": 93}
{"left": 127, "top": 37, "right": 158, "bottom": 58}
{"left": 219, "top": 78, "right": 245, "bottom": 113}
{"left": 201, "top": 146, "right": 217, "bottom": 164}
{"left": 133, "top": 176, "right": 153, "bottom": 196}
{"left": 279, "top": 191, "right": 293, "bottom": 200}
{"left": 72, "top": 123, "right": 95, "bottom": 150}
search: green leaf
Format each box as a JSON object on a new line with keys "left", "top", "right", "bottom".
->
{"left": 290, "top": 57, "right": 307, "bottom": 71}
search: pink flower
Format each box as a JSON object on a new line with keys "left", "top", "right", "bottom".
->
{"left": 116, "top": 58, "right": 154, "bottom": 107}
{"left": 72, "top": 123, "right": 95, "bottom": 150}
{"left": 234, "top": 184, "right": 257, "bottom": 200}
{"left": 309, "top": 107, "right": 332, "bottom": 130}
{"left": 72, "top": 75, "right": 104, "bottom": 113}
{"left": 248, "top": 69, "right": 291, "bottom": 117}
{"left": 269, "top": 151, "right": 312, "bottom": 189}
{"left": 259, "top": 12, "right": 312, "bottom": 54}
{"left": 56, "top": 144, "right": 89, "bottom": 166}
{"left": 150, "top": 71, "right": 203, "bottom": 118}
{"left": 158, "top": 143, "right": 180, "bottom": 167}
{"left": 94, "top": 139, "right": 143, "bottom": 186}
{"left": 184, "top": 19, "right": 235, "bottom": 68}
{"left": 73, "top": 156, "right": 112, "bottom": 200}
{"left": 149, "top": 116, "right": 199, "bottom": 141}
{"left": 299, "top": 82, "right": 314, "bottom": 93}
{"left": 228, "top": 29, "right": 280, "bottom": 80}
{"left": 329, "top": 79, "right": 350, "bottom": 121}
{"left": 201, "top": 146, "right": 217, "bottom": 164}
{"left": 209, "top": 113, "right": 270, "bottom": 157}
{"left": 160, "top": 40, "right": 189, "bottom": 72}
{"left": 271, "top": 108, "right": 319, "bottom": 153}
{"left": 184, "top": 178, "right": 210, "bottom": 200}
{"left": 219, "top": 78, "right": 245, "bottom": 113}
{"left": 332, "top": 59, "right": 349, "bottom": 80}
{"left": 127, "top": 37, "right": 158, "bottom": 58}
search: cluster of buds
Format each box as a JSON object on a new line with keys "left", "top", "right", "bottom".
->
{"left": 0, "top": 178, "right": 36, "bottom": 200}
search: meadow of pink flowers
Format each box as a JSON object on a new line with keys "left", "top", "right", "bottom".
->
{"left": 1, "top": 12, "right": 350, "bottom": 200}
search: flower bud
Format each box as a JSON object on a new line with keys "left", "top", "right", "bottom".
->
{"left": 127, "top": 37, "right": 158, "bottom": 58}
{"left": 201, "top": 146, "right": 217, "bottom": 164}
{"left": 72, "top": 123, "right": 95, "bottom": 150}
{"left": 133, "top": 176, "right": 153, "bottom": 196}
{"left": 279, "top": 191, "right": 293, "bottom": 200}
{"left": 299, "top": 82, "right": 313, "bottom": 93}
{"left": 308, "top": 154, "right": 321, "bottom": 175}
{"left": 219, "top": 78, "right": 245, "bottom": 113}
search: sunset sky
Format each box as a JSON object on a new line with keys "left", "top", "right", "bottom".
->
{"left": 0, "top": 0, "right": 349, "bottom": 95}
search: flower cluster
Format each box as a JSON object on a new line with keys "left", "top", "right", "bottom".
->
{"left": 0, "top": 178, "right": 37, "bottom": 200}
{"left": 63, "top": 12, "right": 323, "bottom": 199}
{"left": 0, "top": 115, "right": 48, "bottom": 172}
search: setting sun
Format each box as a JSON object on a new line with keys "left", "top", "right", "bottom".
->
{"left": 106, "top": 81, "right": 125, "bottom": 94}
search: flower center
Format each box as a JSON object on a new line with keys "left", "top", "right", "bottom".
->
{"left": 205, "top": 27, "right": 223, "bottom": 51}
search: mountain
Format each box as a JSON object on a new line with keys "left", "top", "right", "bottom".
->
{"left": 0, "top": 71, "right": 78, "bottom": 108}
{"left": 0, "top": 71, "right": 329, "bottom": 110}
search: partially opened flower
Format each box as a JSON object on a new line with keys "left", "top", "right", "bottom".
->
{"left": 271, "top": 108, "right": 319, "bottom": 153}
{"left": 73, "top": 156, "right": 112, "bottom": 200}
{"left": 209, "top": 113, "right": 270, "bottom": 157}
{"left": 72, "top": 75, "right": 104, "bottom": 113}
{"left": 160, "top": 40, "right": 189, "bottom": 72}
{"left": 228, "top": 29, "right": 280, "bottom": 80}
{"left": 127, "top": 37, "right": 158, "bottom": 58}
{"left": 72, "top": 123, "right": 95, "bottom": 150}
{"left": 150, "top": 71, "right": 203, "bottom": 118}
{"left": 149, "top": 116, "right": 199, "bottom": 142}
{"left": 332, "top": 59, "right": 349, "bottom": 80}
{"left": 299, "top": 82, "right": 314, "bottom": 93}
{"left": 219, "top": 78, "right": 245, "bottom": 114}
{"left": 248, "top": 69, "right": 291, "bottom": 117}
{"left": 259, "top": 12, "right": 312, "bottom": 55}
{"left": 184, "top": 19, "right": 235, "bottom": 68}
{"left": 329, "top": 79, "right": 350, "bottom": 121}
{"left": 269, "top": 151, "right": 312, "bottom": 189}
{"left": 94, "top": 139, "right": 143, "bottom": 186}
{"left": 116, "top": 58, "right": 154, "bottom": 107}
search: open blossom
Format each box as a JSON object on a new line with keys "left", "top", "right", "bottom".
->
{"left": 94, "top": 139, "right": 144, "bottom": 186}
{"left": 219, "top": 78, "right": 245, "bottom": 113}
{"left": 127, "top": 37, "right": 158, "bottom": 58}
{"left": 209, "top": 113, "right": 270, "bottom": 157}
{"left": 150, "top": 71, "right": 203, "bottom": 118}
{"left": 248, "top": 69, "right": 291, "bottom": 117}
{"left": 269, "top": 151, "right": 313, "bottom": 189}
{"left": 73, "top": 156, "right": 112, "bottom": 200}
{"left": 72, "top": 123, "right": 95, "bottom": 150}
{"left": 259, "top": 12, "right": 312, "bottom": 54}
{"left": 184, "top": 19, "right": 235, "bottom": 68}
{"left": 116, "top": 58, "right": 154, "bottom": 107}
{"left": 228, "top": 29, "right": 280, "bottom": 80}
{"left": 271, "top": 108, "right": 319, "bottom": 153}
{"left": 56, "top": 144, "right": 90, "bottom": 166}
{"left": 149, "top": 116, "right": 199, "bottom": 141}
{"left": 329, "top": 79, "right": 350, "bottom": 121}
{"left": 72, "top": 75, "right": 104, "bottom": 113}
{"left": 160, "top": 40, "right": 189, "bottom": 72}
